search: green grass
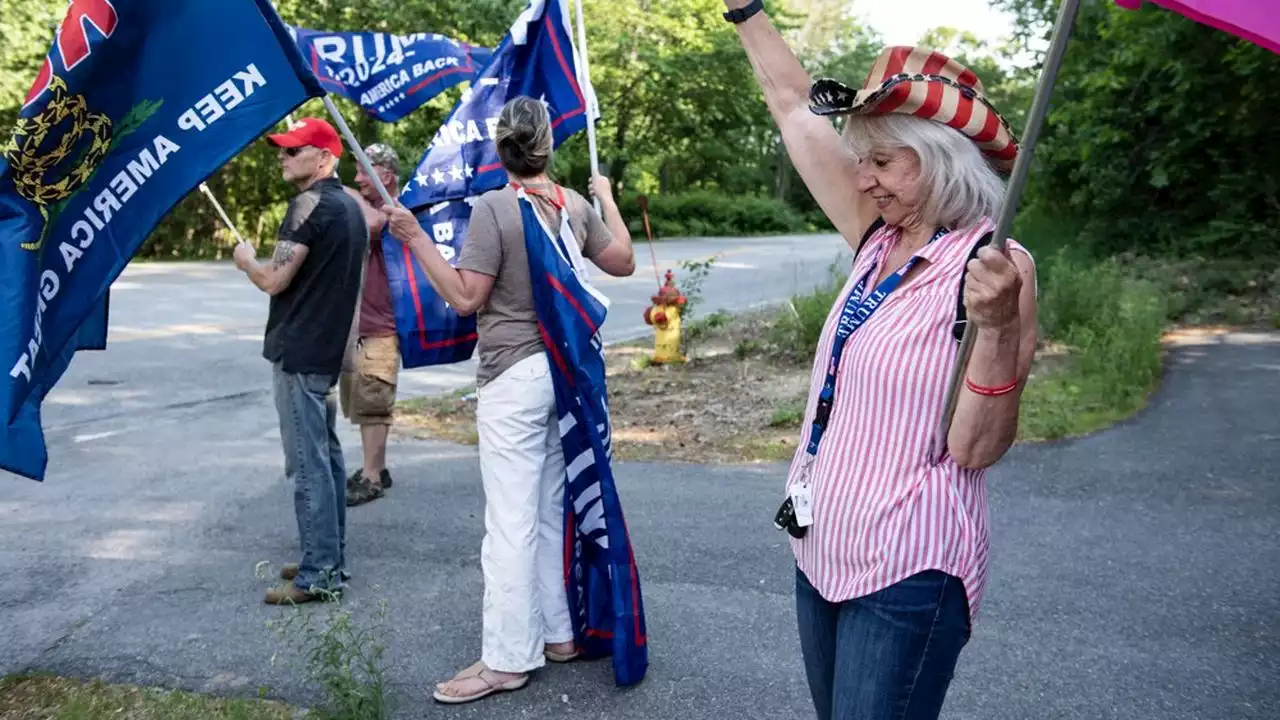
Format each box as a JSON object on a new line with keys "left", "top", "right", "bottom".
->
{"left": 0, "top": 674, "right": 293, "bottom": 719}
{"left": 768, "top": 400, "right": 805, "bottom": 428}
{"left": 1014, "top": 212, "right": 1168, "bottom": 442}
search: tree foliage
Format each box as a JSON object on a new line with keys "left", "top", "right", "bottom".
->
{"left": 997, "top": 0, "right": 1280, "bottom": 257}
{"left": 4, "top": 0, "right": 1274, "bottom": 259}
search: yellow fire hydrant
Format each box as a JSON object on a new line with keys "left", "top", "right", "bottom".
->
{"left": 642, "top": 270, "right": 687, "bottom": 364}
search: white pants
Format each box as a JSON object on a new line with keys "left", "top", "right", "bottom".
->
{"left": 475, "top": 353, "right": 574, "bottom": 673}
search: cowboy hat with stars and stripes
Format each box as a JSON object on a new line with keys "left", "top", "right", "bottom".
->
{"left": 809, "top": 46, "right": 1019, "bottom": 174}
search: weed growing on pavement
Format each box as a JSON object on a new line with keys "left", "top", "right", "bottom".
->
{"left": 258, "top": 563, "right": 393, "bottom": 720}
{"left": 674, "top": 257, "right": 718, "bottom": 358}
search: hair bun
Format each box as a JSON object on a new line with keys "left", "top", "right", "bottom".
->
{"left": 494, "top": 96, "right": 554, "bottom": 177}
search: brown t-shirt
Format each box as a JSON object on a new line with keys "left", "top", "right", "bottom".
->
{"left": 456, "top": 183, "right": 613, "bottom": 386}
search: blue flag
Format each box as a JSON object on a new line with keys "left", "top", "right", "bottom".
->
{"left": 517, "top": 187, "right": 648, "bottom": 687}
{"left": 289, "top": 26, "right": 493, "bottom": 123}
{"left": 398, "top": 0, "right": 595, "bottom": 210}
{"left": 383, "top": 198, "right": 479, "bottom": 368}
{"left": 0, "top": 0, "right": 325, "bottom": 481}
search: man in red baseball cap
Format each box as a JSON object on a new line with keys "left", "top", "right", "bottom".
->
{"left": 233, "top": 116, "right": 369, "bottom": 605}
{"left": 264, "top": 117, "right": 344, "bottom": 187}
{"left": 266, "top": 117, "right": 344, "bottom": 156}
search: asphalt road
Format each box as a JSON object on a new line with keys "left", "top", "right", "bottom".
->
{"left": 35, "top": 233, "right": 851, "bottom": 432}
{"left": 1, "top": 239, "right": 1277, "bottom": 719}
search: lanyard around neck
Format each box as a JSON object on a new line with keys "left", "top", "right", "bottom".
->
{"left": 804, "top": 225, "right": 949, "bottom": 458}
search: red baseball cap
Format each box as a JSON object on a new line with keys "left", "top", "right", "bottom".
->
{"left": 266, "top": 117, "right": 343, "bottom": 157}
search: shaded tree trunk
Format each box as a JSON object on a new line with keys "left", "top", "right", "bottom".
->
{"left": 774, "top": 136, "right": 791, "bottom": 201}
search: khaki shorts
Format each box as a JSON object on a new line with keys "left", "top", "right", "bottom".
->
{"left": 339, "top": 335, "right": 400, "bottom": 426}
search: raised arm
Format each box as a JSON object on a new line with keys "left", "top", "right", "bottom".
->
{"left": 723, "top": 0, "right": 877, "bottom": 248}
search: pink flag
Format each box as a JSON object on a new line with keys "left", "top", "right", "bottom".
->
{"left": 1116, "top": 1, "right": 1280, "bottom": 55}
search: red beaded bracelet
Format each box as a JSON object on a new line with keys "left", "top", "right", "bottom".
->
{"left": 964, "top": 377, "right": 1019, "bottom": 397}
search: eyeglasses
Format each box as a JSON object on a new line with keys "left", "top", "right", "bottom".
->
{"left": 281, "top": 146, "right": 311, "bottom": 157}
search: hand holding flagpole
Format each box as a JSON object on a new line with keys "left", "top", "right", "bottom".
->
{"left": 321, "top": 96, "right": 398, "bottom": 209}
{"left": 198, "top": 182, "right": 249, "bottom": 247}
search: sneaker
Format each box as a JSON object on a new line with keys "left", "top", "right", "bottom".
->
{"left": 346, "top": 475, "right": 385, "bottom": 507}
{"left": 379, "top": 468, "right": 393, "bottom": 489}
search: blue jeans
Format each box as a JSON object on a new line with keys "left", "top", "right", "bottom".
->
{"left": 796, "top": 567, "right": 970, "bottom": 720}
{"left": 273, "top": 364, "right": 347, "bottom": 593}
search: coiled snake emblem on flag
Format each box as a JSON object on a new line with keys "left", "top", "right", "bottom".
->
{"left": 2, "top": 75, "right": 113, "bottom": 251}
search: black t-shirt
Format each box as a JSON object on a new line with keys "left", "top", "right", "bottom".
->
{"left": 263, "top": 177, "right": 368, "bottom": 379}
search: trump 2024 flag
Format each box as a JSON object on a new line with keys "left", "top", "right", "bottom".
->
{"left": 289, "top": 26, "right": 493, "bottom": 122}
{"left": 398, "top": 0, "right": 594, "bottom": 210}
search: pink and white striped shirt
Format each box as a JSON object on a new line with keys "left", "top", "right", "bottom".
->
{"left": 785, "top": 218, "right": 1033, "bottom": 625}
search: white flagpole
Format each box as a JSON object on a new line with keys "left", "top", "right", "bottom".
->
{"left": 320, "top": 95, "right": 398, "bottom": 208}
{"left": 573, "top": 0, "right": 603, "bottom": 215}
{"left": 928, "top": 0, "right": 1082, "bottom": 463}
{"left": 198, "top": 183, "right": 249, "bottom": 246}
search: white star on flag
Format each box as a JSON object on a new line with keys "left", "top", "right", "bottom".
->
{"left": 464, "top": 165, "right": 474, "bottom": 178}
{"left": 416, "top": 172, "right": 430, "bottom": 187}
{"left": 449, "top": 165, "right": 464, "bottom": 181}
{"left": 432, "top": 168, "right": 447, "bottom": 185}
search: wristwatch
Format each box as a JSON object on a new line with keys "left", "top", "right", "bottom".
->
{"left": 723, "top": 0, "right": 764, "bottom": 24}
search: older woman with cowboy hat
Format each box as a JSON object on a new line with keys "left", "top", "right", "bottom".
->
{"left": 721, "top": 2, "right": 1038, "bottom": 719}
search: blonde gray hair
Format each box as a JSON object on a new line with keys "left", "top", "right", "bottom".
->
{"left": 495, "top": 96, "right": 553, "bottom": 177}
{"left": 843, "top": 113, "right": 1005, "bottom": 230}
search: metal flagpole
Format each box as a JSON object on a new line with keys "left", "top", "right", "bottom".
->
{"left": 198, "top": 183, "right": 249, "bottom": 246}
{"left": 928, "top": 0, "right": 1082, "bottom": 463}
{"left": 573, "top": 0, "right": 603, "bottom": 215}
{"left": 321, "top": 95, "right": 398, "bottom": 208}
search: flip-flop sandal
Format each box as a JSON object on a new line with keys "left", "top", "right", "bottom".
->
{"left": 436, "top": 661, "right": 484, "bottom": 692}
{"left": 432, "top": 667, "right": 528, "bottom": 705}
{"left": 544, "top": 647, "right": 582, "bottom": 663}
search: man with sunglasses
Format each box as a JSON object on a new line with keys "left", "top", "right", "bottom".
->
{"left": 233, "top": 117, "right": 368, "bottom": 605}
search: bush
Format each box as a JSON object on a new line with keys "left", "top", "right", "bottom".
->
{"left": 624, "top": 190, "right": 813, "bottom": 238}
{"left": 768, "top": 262, "right": 844, "bottom": 361}
{"left": 1018, "top": 231, "right": 1169, "bottom": 441}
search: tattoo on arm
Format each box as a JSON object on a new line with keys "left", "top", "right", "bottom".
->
{"left": 271, "top": 241, "right": 298, "bottom": 271}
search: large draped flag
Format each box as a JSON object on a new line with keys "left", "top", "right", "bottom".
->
{"left": 1115, "top": 1, "right": 1280, "bottom": 55}
{"left": 517, "top": 185, "right": 647, "bottom": 687}
{"left": 389, "top": 0, "right": 598, "bottom": 368}
{"left": 289, "top": 26, "right": 494, "bottom": 122}
{"left": 0, "top": 0, "right": 325, "bottom": 481}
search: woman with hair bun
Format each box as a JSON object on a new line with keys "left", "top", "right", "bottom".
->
{"left": 383, "top": 95, "right": 636, "bottom": 704}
